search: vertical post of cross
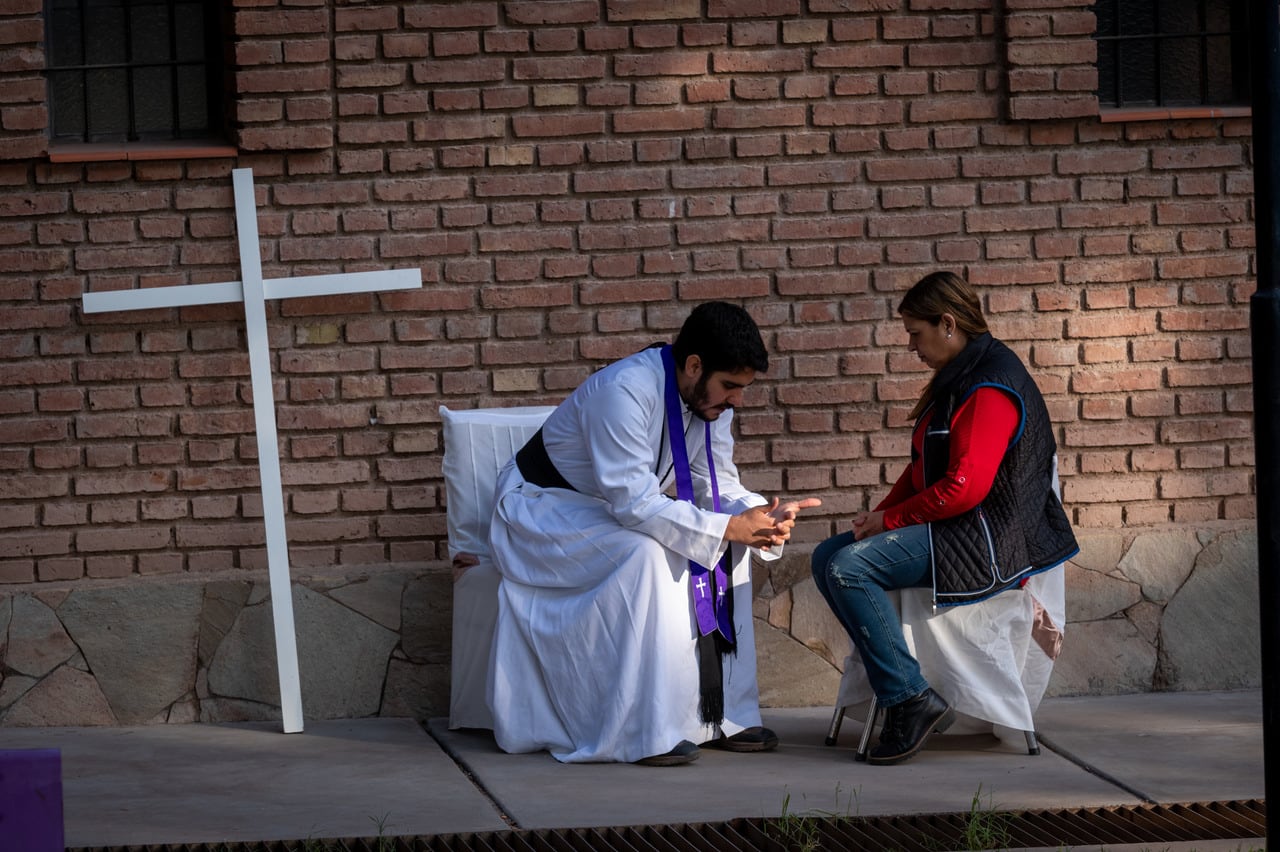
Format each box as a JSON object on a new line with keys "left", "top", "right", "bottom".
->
{"left": 231, "top": 169, "right": 304, "bottom": 734}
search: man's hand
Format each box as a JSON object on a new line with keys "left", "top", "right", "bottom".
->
{"left": 452, "top": 552, "right": 480, "bottom": 582}
{"left": 724, "top": 496, "right": 823, "bottom": 550}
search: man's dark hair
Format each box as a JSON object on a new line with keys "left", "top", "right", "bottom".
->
{"left": 672, "top": 301, "right": 768, "bottom": 375}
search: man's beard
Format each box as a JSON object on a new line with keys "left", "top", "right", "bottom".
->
{"left": 687, "top": 374, "right": 729, "bottom": 422}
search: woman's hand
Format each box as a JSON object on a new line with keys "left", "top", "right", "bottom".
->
{"left": 851, "top": 510, "right": 886, "bottom": 541}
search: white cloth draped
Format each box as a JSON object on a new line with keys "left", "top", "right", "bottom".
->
{"left": 487, "top": 347, "right": 773, "bottom": 763}
{"left": 835, "top": 567, "right": 1066, "bottom": 739}
{"left": 835, "top": 447, "right": 1068, "bottom": 743}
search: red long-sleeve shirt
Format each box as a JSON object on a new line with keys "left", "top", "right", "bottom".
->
{"left": 876, "top": 386, "right": 1020, "bottom": 530}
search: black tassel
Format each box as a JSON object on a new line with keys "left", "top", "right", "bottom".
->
{"left": 696, "top": 632, "right": 725, "bottom": 725}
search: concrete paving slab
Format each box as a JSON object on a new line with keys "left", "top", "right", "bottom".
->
{"left": 0, "top": 717, "right": 508, "bottom": 847}
{"left": 429, "top": 707, "right": 1141, "bottom": 831}
{"left": 0, "top": 690, "right": 1262, "bottom": 850}
{"left": 1033, "top": 690, "right": 1264, "bottom": 804}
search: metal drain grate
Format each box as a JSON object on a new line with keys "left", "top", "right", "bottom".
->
{"left": 68, "top": 799, "right": 1266, "bottom": 852}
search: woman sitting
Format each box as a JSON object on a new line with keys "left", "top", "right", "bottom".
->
{"left": 811, "top": 270, "right": 1078, "bottom": 766}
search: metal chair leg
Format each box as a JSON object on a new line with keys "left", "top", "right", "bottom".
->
{"left": 824, "top": 703, "right": 846, "bottom": 746}
{"left": 854, "top": 696, "right": 880, "bottom": 762}
{"left": 1024, "top": 729, "right": 1040, "bottom": 755}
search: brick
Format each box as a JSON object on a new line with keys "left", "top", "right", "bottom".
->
{"left": 607, "top": 0, "right": 700, "bottom": 20}
{"left": 1062, "top": 475, "right": 1156, "bottom": 503}
{"left": 77, "top": 526, "right": 170, "bottom": 553}
{"left": 812, "top": 44, "right": 904, "bottom": 68}
{"left": 1160, "top": 470, "right": 1251, "bottom": 500}
{"left": 1156, "top": 200, "right": 1249, "bottom": 226}
{"left": 1159, "top": 308, "right": 1248, "bottom": 333}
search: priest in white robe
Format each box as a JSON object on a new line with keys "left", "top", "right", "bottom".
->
{"left": 487, "top": 301, "right": 820, "bottom": 765}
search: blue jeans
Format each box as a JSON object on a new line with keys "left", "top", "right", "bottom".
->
{"left": 811, "top": 526, "right": 932, "bottom": 707}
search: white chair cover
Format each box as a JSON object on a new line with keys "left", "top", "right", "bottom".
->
{"left": 440, "top": 405, "right": 555, "bottom": 730}
{"left": 835, "top": 457, "right": 1068, "bottom": 742}
{"left": 835, "top": 568, "right": 1065, "bottom": 739}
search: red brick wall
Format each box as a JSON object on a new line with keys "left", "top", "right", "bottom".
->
{"left": 0, "top": 1, "right": 1256, "bottom": 584}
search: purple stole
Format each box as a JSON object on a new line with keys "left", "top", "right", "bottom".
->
{"left": 660, "top": 344, "right": 735, "bottom": 724}
{"left": 660, "top": 344, "right": 734, "bottom": 642}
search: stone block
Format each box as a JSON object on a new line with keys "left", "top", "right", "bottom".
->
{"left": 1117, "top": 528, "right": 1200, "bottom": 602}
{"left": 1063, "top": 562, "right": 1141, "bottom": 622}
{"left": 1069, "top": 530, "right": 1125, "bottom": 573}
{"left": 766, "top": 587, "right": 792, "bottom": 629}
{"left": 0, "top": 595, "right": 10, "bottom": 655}
{"left": 5, "top": 595, "right": 77, "bottom": 679}
{"left": 328, "top": 568, "right": 413, "bottom": 632}
{"left": 401, "top": 571, "right": 452, "bottom": 663}
{"left": 381, "top": 658, "right": 449, "bottom": 719}
{"left": 1160, "top": 528, "right": 1259, "bottom": 691}
{"left": 765, "top": 549, "right": 814, "bottom": 594}
{"left": 3, "top": 666, "right": 117, "bottom": 726}
{"left": 787, "top": 577, "right": 851, "bottom": 671}
{"left": 207, "top": 584, "right": 399, "bottom": 719}
{"left": 58, "top": 583, "right": 203, "bottom": 724}
{"left": 198, "top": 580, "right": 252, "bottom": 667}
{"left": 0, "top": 674, "right": 37, "bottom": 710}
{"left": 1048, "top": 617, "right": 1156, "bottom": 696}
{"left": 754, "top": 618, "right": 841, "bottom": 708}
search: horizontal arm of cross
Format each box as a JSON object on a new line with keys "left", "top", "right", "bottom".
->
{"left": 82, "top": 268, "right": 421, "bottom": 315}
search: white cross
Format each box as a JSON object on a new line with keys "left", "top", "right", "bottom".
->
{"left": 695, "top": 576, "right": 708, "bottom": 598}
{"left": 81, "top": 168, "right": 421, "bottom": 733}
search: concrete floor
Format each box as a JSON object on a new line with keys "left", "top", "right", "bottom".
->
{"left": 0, "top": 690, "right": 1266, "bottom": 850}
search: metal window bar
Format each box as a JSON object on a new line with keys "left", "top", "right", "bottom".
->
{"left": 1094, "top": 0, "right": 1245, "bottom": 108}
{"left": 46, "top": 0, "right": 218, "bottom": 143}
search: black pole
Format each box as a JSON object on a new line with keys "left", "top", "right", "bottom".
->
{"left": 1249, "top": 2, "right": 1280, "bottom": 846}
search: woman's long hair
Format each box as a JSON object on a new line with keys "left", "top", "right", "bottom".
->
{"left": 899, "top": 271, "right": 990, "bottom": 420}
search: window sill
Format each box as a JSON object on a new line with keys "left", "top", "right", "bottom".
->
{"left": 48, "top": 140, "right": 239, "bottom": 163}
{"left": 1098, "top": 105, "right": 1252, "bottom": 123}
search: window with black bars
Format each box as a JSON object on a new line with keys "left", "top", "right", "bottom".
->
{"left": 45, "top": 0, "right": 228, "bottom": 144}
{"left": 1094, "top": 0, "right": 1250, "bottom": 109}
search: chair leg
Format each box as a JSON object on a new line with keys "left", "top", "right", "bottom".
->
{"left": 1024, "top": 729, "right": 1040, "bottom": 756}
{"left": 824, "top": 703, "right": 846, "bottom": 746}
{"left": 854, "top": 696, "right": 880, "bottom": 762}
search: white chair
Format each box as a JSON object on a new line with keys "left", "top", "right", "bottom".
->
{"left": 440, "top": 405, "right": 556, "bottom": 730}
{"left": 825, "top": 461, "right": 1068, "bottom": 760}
{"left": 825, "top": 568, "right": 1065, "bottom": 759}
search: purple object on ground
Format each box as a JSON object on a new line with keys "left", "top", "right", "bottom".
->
{"left": 0, "top": 749, "right": 63, "bottom": 852}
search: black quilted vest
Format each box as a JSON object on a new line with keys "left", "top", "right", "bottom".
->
{"left": 919, "top": 333, "right": 1078, "bottom": 606}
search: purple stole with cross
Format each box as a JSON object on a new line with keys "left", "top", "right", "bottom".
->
{"left": 661, "top": 344, "right": 735, "bottom": 724}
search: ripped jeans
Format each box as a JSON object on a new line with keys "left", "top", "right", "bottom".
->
{"left": 811, "top": 525, "right": 932, "bottom": 707}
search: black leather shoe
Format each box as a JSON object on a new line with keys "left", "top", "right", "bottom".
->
{"left": 704, "top": 726, "right": 779, "bottom": 753}
{"left": 635, "top": 740, "right": 700, "bottom": 766}
{"left": 868, "top": 688, "right": 954, "bottom": 766}
{"left": 878, "top": 704, "right": 900, "bottom": 745}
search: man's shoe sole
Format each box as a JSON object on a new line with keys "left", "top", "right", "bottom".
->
{"left": 635, "top": 745, "right": 701, "bottom": 766}
{"left": 704, "top": 726, "right": 780, "bottom": 753}
{"left": 717, "top": 734, "right": 779, "bottom": 753}
{"left": 866, "top": 707, "right": 956, "bottom": 766}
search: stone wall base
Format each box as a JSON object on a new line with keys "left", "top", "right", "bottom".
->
{"left": 0, "top": 567, "right": 450, "bottom": 727}
{"left": 0, "top": 522, "right": 1259, "bottom": 727}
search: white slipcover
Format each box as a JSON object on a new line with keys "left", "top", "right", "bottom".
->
{"left": 440, "top": 405, "right": 556, "bottom": 730}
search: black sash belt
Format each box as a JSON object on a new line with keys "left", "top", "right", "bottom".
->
{"left": 515, "top": 428, "right": 578, "bottom": 492}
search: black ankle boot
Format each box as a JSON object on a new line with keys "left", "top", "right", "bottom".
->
{"left": 868, "top": 688, "right": 954, "bottom": 766}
